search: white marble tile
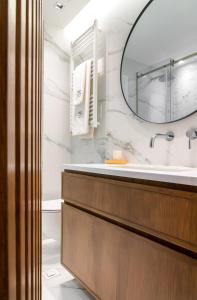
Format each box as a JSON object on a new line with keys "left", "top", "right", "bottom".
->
{"left": 103, "top": 2, "right": 197, "bottom": 168}
{"left": 43, "top": 26, "right": 71, "bottom": 200}
{"left": 43, "top": 283, "right": 94, "bottom": 300}
{"left": 67, "top": 0, "right": 197, "bottom": 167}
{"left": 42, "top": 238, "right": 94, "bottom": 300}
{"left": 43, "top": 286, "right": 55, "bottom": 300}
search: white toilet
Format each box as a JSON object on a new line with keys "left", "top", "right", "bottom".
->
{"left": 42, "top": 199, "right": 63, "bottom": 244}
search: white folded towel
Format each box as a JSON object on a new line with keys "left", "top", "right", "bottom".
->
{"left": 71, "top": 59, "right": 92, "bottom": 136}
{"left": 73, "top": 61, "right": 86, "bottom": 105}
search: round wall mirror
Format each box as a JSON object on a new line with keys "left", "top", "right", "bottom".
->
{"left": 120, "top": 0, "right": 197, "bottom": 123}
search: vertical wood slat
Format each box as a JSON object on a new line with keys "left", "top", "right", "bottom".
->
{"left": 26, "top": 1, "right": 33, "bottom": 299}
{"left": 0, "top": 1, "right": 42, "bottom": 300}
{"left": 16, "top": 1, "right": 27, "bottom": 300}
{"left": 0, "top": 2, "right": 9, "bottom": 299}
{"left": 35, "top": 0, "right": 39, "bottom": 298}
{"left": 38, "top": 2, "right": 43, "bottom": 299}
{"left": 0, "top": 1, "right": 17, "bottom": 299}
{"left": 31, "top": 1, "right": 36, "bottom": 298}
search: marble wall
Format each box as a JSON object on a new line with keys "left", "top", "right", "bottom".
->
{"left": 43, "top": 0, "right": 197, "bottom": 170}
{"left": 72, "top": 0, "right": 197, "bottom": 167}
{"left": 43, "top": 26, "right": 71, "bottom": 200}
{"left": 104, "top": 0, "right": 197, "bottom": 167}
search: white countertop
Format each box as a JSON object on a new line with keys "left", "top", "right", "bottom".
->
{"left": 64, "top": 163, "right": 197, "bottom": 187}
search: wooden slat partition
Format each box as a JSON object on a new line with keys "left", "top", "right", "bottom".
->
{"left": 0, "top": 1, "right": 42, "bottom": 299}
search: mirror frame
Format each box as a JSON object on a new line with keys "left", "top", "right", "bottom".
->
{"left": 120, "top": 0, "right": 197, "bottom": 124}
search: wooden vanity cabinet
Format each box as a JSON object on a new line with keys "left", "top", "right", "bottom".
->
{"left": 61, "top": 171, "right": 197, "bottom": 300}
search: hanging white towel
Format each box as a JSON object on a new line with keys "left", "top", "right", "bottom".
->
{"left": 71, "top": 59, "right": 92, "bottom": 136}
{"left": 73, "top": 61, "right": 86, "bottom": 105}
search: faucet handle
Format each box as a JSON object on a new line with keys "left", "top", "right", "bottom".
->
{"left": 186, "top": 128, "right": 197, "bottom": 149}
{"left": 166, "top": 131, "right": 175, "bottom": 141}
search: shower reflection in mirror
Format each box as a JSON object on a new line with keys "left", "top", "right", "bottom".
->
{"left": 134, "top": 52, "right": 197, "bottom": 123}
{"left": 121, "top": 0, "right": 197, "bottom": 124}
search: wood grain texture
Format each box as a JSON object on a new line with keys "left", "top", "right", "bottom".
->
{"left": 0, "top": 1, "right": 17, "bottom": 299}
{"left": 62, "top": 204, "right": 197, "bottom": 300}
{"left": 62, "top": 171, "right": 197, "bottom": 253}
{"left": 0, "top": 1, "right": 42, "bottom": 299}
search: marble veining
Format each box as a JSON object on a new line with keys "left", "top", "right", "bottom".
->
{"left": 44, "top": 78, "right": 70, "bottom": 103}
{"left": 44, "top": 29, "right": 70, "bottom": 63}
{"left": 71, "top": 136, "right": 107, "bottom": 163}
{"left": 104, "top": 0, "right": 197, "bottom": 167}
{"left": 43, "top": 26, "right": 71, "bottom": 200}
{"left": 106, "top": 131, "right": 151, "bottom": 164}
{"left": 44, "top": 134, "right": 71, "bottom": 153}
{"left": 66, "top": 0, "right": 197, "bottom": 168}
{"left": 106, "top": 108, "right": 131, "bottom": 117}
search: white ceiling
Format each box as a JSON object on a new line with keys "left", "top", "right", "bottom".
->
{"left": 43, "top": 0, "right": 90, "bottom": 28}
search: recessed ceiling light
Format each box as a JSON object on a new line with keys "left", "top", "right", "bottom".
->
{"left": 178, "top": 60, "right": 184, "bottom": 65}
{"left": 54, "top": 1, "right": 64, "bottom": 10}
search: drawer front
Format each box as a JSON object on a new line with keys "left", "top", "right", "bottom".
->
{"left": 61, "top": 204, "right": 197, "bottom": 300}
{"left": 62, "top": 172, "right": 197, "bottom": 251}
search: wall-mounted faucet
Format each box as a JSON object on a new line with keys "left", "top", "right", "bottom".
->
{"left": 186, "top": 128, "right": 197, "bottom": 149}
{"left": 150, "top": 131, "right": 175, "bottom": 148}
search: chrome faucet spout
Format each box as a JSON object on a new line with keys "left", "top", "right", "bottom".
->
{"left": 150, "top": 131, "right": 174, "bottom": 148}
{"left": 150, "top": 136, "right": 155, "bottom": 148}
{"left": 150, "top": 134, "right": 161, "bottom": 148}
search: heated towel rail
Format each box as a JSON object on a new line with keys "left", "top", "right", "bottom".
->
{"left": 70, "top": 20, "right": 104, "bottom": 132}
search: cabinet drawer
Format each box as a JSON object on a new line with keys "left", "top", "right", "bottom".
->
{"left": 62, "top": 172, "right": 197, "bottom": 252}
{"left": 61, "top": 203, "right": 197, "bottom": 300}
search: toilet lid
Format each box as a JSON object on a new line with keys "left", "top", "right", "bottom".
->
{"left": 42, "top": 199, "right": 63, "bottom": 212}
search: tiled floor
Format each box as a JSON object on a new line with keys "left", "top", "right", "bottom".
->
{"left": 42, "top": 238, "right": 94, "bottom": 300}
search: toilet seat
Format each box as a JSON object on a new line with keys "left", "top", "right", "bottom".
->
{"left": 42, "top": 199, "right": 63, "bottom": 212}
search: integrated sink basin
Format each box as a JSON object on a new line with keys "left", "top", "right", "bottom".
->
{"left": 64, "top": 163, "right": 197, "bottom": 186}
{"left": 108, "top": 164, "right": 193, "bottom": 172}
